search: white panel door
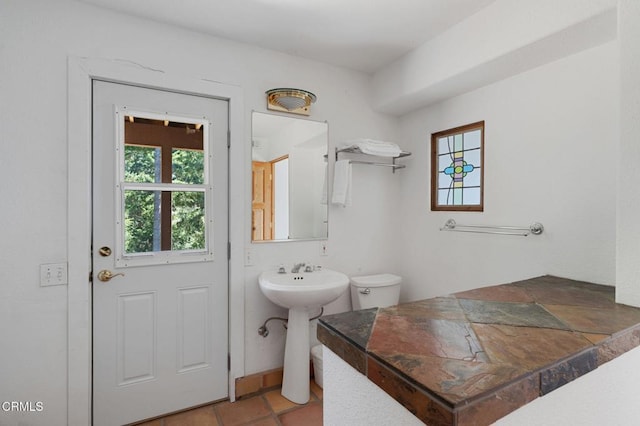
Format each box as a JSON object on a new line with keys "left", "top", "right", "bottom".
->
{"left": 92, "top": 80, "right": 228, "bottom": 426}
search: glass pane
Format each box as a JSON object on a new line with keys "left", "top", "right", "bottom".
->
{"left": 453, "top": 187, "right": 463, "bottom": 205}
{"left": 172, "top": 149, "right": 205, "bottom": 184}
{"left": 125, "top": 146, "right": 161, "bottom": 183}
{"left": 464, "top": 166, "right": 481, "bottom": 187}
{"left": 464, "top": 148, "right": 481, "bottom": 169}
{"left": 124, "top": 190, "right": 162, "bottom": 254}
{"left": 123, "top": 190, "right": 206, "bottom": 254}
{"left": 438, "top": 189, "right": 450, "bottom": 205}
{"left": 454, "top": 134, "right": 463, "bottom": 151}
{"left": 463, "top": 188, "right": 481, "bottom": 205}
{"left": 464, "top": 129, "right": 482, "bottom": 149}
{"left": 438, "top": 153, "right": 452, "bottom": 172}
{"left": 172, "top": 191, "right": 206, "bottom": 251}
{"left": 438, "top": 136, "right": 450, "bottom": 154}
{"left": 124, "top": 114, "right": 204, "bottom": 185}
{"left": 438, "top": 170, "right": 452, "bottom": 190}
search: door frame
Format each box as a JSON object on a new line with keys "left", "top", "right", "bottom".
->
{"left": 67, "top": 56, "right": 245, "bottom": 425}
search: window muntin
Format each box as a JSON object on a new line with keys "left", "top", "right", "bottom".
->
{"left": 431, "top": 121, "right": 484, "bottom": 211}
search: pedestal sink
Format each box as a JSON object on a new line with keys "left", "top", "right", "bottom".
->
{"left": 259, "top": 268, "right": 349, "bottom": 403}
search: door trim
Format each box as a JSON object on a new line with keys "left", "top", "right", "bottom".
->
{"left": 67, "top": 56, "right": 245, "bottom": 425}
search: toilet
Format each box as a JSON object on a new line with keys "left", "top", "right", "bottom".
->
{"left": 350, "top": 273, "right": 402, "bottom": 310}
{"left": 312, "top": 273, "right": 402, "bottom": 388}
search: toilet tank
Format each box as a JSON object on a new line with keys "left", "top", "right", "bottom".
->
{"left": 350, "top": 273, "right": 402, "bottom": 310}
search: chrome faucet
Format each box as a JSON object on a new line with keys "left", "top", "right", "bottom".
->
{"left": 291, "top": 262, "right": 305, "bottom": 273}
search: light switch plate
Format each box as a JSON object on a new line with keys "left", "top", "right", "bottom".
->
{"left": 40, "top": 263, "right": 68, "bottom": 286}
{"left": 244, "top": 248, "right": 255, "bottom": 266}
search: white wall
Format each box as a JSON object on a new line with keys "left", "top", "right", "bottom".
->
{"left": 373, "top": 0, "right": 617, "bottom": 115}
{"left": 616, "top": 0, "right": 640, "bottom": 306}
{"left": 0, "top": 1, "right": 399, "bottom": 424}
{"left": 396, "top": 40, "right": 619, "bottom": 302}
{"left": 323, "top": 348, "right": 424, "bottom": 426}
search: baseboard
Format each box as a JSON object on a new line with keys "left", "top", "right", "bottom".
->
{"left": 235, "top": 362, "right": 315, "bottom": 399}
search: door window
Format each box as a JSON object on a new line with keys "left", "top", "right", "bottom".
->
{"left": 115, "top": 108, "right": 213, "bottom": 266}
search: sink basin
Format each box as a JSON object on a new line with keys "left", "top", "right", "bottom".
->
{"left": 258, "top": 268, "right": 349, "bottom": 404}
{"left": 259, "top": 269, "right": 349, "bottom": 309}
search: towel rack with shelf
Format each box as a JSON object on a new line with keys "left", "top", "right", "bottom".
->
{"left": 335, "top": 146, "right": 411, "bottom": 173}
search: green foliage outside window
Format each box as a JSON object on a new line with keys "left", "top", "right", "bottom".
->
{"left": 171, "top": 191, "right": 205, "bottom": 251}
{"left": 123, "top": 145, "right": 207, "bottom": 254}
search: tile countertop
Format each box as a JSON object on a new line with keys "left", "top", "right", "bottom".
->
{"left": 317, "top": 275, "right": 640, "bottom": 426}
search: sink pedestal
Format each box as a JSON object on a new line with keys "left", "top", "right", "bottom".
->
{"left": 281, "top": 307, "right": 310, "bottom": 404}
{"left": 257, "top": 268, "right": 349, "bottom": 404}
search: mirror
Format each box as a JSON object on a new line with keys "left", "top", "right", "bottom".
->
{"left": 252, "top": 112, "right": 328, "bottom": 242}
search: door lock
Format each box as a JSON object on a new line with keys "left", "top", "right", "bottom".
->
{"left": 97, "top": 270, "right": 125, "bottom": 282}
{"left": 98, "top": 246, "right": 112, "bottom": 257}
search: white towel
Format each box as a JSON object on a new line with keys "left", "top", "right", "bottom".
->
{"left": 340, "top": 139, "right": 402, "bottom": 157}
{"left": 331, "top": 160, "right": 352, "bottom": 207}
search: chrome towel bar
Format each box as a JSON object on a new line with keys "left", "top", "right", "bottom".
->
{"left": 440, "top": 219, "right": 544, "bottom": 236}
{"left": 348, "top": 160, "right": 406, "bottom": 170}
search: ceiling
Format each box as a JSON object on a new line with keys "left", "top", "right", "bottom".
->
{"left": 78, "top": 0, "right": 497, "bottom": 73}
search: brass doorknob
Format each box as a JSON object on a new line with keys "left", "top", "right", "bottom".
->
{"left": 97, "top": 270, "right": 125, "bottom": 282}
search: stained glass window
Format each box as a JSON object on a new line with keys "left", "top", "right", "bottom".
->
{"left": 431, "top": 121, "right": 484, "bottom": 211}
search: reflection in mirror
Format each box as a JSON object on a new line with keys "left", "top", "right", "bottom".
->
{"left": 252, "top": 112, "right": 328, "bottom": 242}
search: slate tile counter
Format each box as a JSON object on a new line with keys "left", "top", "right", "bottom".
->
{"left": 317, "top": 276, "right": 640, "bottom": 426}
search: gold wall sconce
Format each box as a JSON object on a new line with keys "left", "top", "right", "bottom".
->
{"left": 266, "top": 88, "right": 316, "bottom": 116}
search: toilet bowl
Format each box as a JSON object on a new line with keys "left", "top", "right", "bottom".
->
{"left": 313, "top": 274, "right": 402, "bottom": 388}
{"left": 350, "top": 273, "right": 402, "bottom": 310}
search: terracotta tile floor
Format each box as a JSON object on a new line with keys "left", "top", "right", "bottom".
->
{"left": 134, "top": 381, "right": 323, "bottom": 426}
